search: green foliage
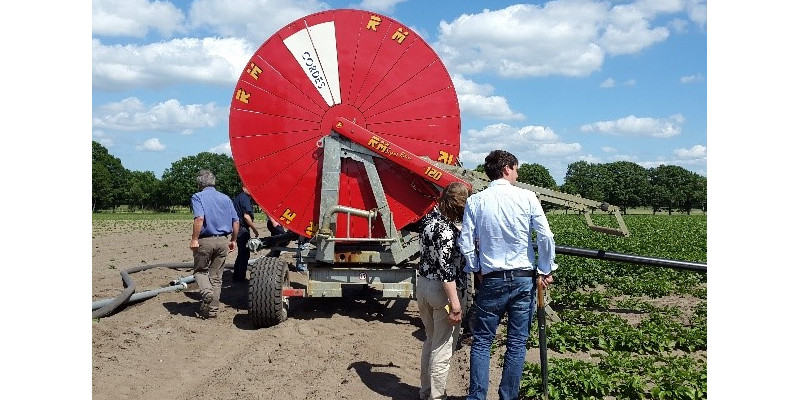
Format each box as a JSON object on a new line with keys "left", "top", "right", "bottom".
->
{"left": 648, "top": 165, "right": 705, "bottom": 215}
{"left": 561, "top": 161, "right": 704, "bottom": 217}
{"left": 92, "top": 161, "right": 113, "bottom": 211}
{"left": 553, "top": 290, "right": 611, "bottom": 309}
{"left": 562, "top": 160, "right": 606, "bottom": 201}
{"left": 159, "top": 152, "right": 240, "bottom": 207}
{"left": 91, "top": 141, "right": 706, "bottom": 214}
{"left": 521, "top": 358, "right": 614, "bottom": 400}
{"left": 127, "top": 170, "right": 160, "bottom": 210}
{"left": 604, "top": 161, "right": 649, "bottom": 213}
{"left": 517, "top": 214, "right": 706, "bottom": 399}
{"left": 92, "top": 141, "right": 129, "bottom": 210}
{"left": 520, "top": 353, "right": 707, "bottom": 400}
{"left": 517, "top": 163, "right": 557, "bottom": 189}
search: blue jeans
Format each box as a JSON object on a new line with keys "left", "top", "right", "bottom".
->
{"left": 467, "top": 275, "right": 535, "bottom": 400}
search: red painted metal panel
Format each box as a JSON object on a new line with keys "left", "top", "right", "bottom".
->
{"left": 229, "top": 9, "right": 461, "bottom": 239}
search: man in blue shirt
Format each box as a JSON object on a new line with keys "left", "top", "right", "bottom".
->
{"left": 190, "top": 169, "right": 239, "bottom": 319}
{"left": 457, "top": 150, "right": 557, "bottom": 400}
{"left": 233, "top": 185, "right": 259, "bottom": 282}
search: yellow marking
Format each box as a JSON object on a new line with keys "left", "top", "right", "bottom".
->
{"left": 438, "top": 151, "right": 454, "bottom": 165}
{"left": 366, "top": 15, "right": 381, "bottom": 31}
{"left": 305, "top": 221, "right": 316, "bottom": 236}
{"left": 391, "top": 27, "right": 410, "bottom": 44}
{"left": 424, "top": 166, "right": 443, "bottom": 181}
{"left": 280, "top": 209, "right": 296, "bottom": 224}
{"left": 246, "top": 63, "right": 262, "bottom": 80}
{"left": 235, "top": 88, "right": 250, "bottom": 104}
{"left": 367, "top": 135, "right": 390, "bottom": 154}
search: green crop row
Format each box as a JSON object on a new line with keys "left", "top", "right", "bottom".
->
{"left": 518, "top": 214, "right": 707, "bottom": 399}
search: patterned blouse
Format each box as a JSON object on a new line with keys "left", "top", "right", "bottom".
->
{"left": 417, "top": 207, "right": 467, "bottom": 291}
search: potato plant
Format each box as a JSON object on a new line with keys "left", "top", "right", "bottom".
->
{"left": 519, "top": 214, "right": 707, "bottom": 400}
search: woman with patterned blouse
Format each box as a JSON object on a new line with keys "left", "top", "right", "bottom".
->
{"left": 416, "top": 181, "right": 471, "bottom": 400}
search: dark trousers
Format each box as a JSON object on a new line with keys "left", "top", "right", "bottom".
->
{"left": 233, "top": 230, "right": 251, "bottom": 281}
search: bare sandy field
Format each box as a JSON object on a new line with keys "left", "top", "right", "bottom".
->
{"left": 91, "top": 219, "right": 539, "bottom": 400}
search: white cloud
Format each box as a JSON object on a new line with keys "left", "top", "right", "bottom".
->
{"left": 460, "top": 123, "right": 580, "bottom": 166}
{"left": 578, "top": 154, "right": 603, "bottom": 163}
{"left": 451, "top": 74, "right": 524, "bottom": 120}
{"left": 601, "top": 146, "right": 617, "bottom": 153}
{"left": 92, "top": 97, "right": 225, "bottom": 133}
{"left": 600, "top": 78, "right": 615, "bottom": 88}
{"left": 135, "top": 138, "right": 166, "bottom": 151}
{"left": 188, "top": 0, "right": 330, "bottom": 44}
{"left": 535, "top": 142, "right": 582, "bottom": 156}
{"left": 357, "top": 0, "right": 409, "bottom": 14}
{"left": 458, "top": 94, "right": 525, "bottom": 121}
{"left": 600, "top": 2, "right": 670, "bottom": 55}
{"left": 92, "top": 130, "right": 114, "bottom": 147}
{"left": 451, "top": 73, "right": 495, "bottom": 96}
{"left": 435, "top": 0, "right": 704, "bottom": 78}
{"left": 580, "top": 114, "right": 685, "bottom": 138}
{"left": 680, "top": 73, "right": 705, "bottom": 83}
{"left": 92, "top": 37, "right": 254, "bottom": 91}
{"left": 622, "top": 79, "right": 636, "bottom": 86}
{"left": 209, "top": 142, "right": 232, "bottom": 156}
{"left": 92, "top": 0, "right": 186, "bottom": 37}
{"left": 688, "top": 0, "right": 707, "bottom": 29}
{"left": 674, "top": 144, "right": 706, "bottom": 159}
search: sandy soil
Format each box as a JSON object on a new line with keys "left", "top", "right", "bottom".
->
{"left": 92, "top": 219, "right": 540, "bottom": 400}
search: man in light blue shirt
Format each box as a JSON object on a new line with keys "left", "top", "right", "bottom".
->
{"left": 190, "top": 169, "right": 239, "bottom": 319}
{"left": 458, "top": 150, "right": 557, "bottom": 400}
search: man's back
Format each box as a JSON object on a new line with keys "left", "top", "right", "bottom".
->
{"left": 192, "top": 187, "right": 237, "bottom": 235}
{"left": 460, "top": 179, "right": 555, "bottom": 275}
{"left": 233, "top": 191, "right": 253, "bottom": 231}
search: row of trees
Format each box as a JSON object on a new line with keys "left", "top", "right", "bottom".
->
{"left": 92, "top": 141, "right": 706, "bottom": 214}
{"left": 507, "top": 160, "right": 706, "bottom": 214}
{"left": 92, "top": 141, "right": 242, "bottom": 212}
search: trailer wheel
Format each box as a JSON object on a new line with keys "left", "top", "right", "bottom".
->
{"left": 249, "top": 257, "right": 289, "bottom": 328}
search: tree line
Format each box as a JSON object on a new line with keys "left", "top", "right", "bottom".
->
{"left": 92, "top": 141, "right": 706, "bottom": 215}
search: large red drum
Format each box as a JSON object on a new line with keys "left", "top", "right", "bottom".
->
{"left": 229, "top": 9, "right": 461, "bottom": 239}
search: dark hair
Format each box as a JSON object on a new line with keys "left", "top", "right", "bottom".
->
{"left": 483, "top": 150, "right": 518, "bottom": 180}
{"left": 438, "top": 182, "right": 470, "bottom": 223}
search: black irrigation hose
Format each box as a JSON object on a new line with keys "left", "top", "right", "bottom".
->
{"left": 92, "top": 263, "right": 195, "bottom": 319}
{"left": 553, "top": 245, "right": 707, "bottom": 273}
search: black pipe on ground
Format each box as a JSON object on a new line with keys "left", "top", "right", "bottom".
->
{"left": 92, "top": 263, "right": 195, "bottom": 319}
{"left": 552, "top": 245, "right": 707, "bottom": 273}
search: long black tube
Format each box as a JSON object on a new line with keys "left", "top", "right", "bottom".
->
{"left": 536, "top": 277, "right": 549, "bottom": 400}
{"left": 545, "top": 245, "right": 707, "bottom": 273}
{"left": 92, "top": 263, "right": 194, "bottom": 319}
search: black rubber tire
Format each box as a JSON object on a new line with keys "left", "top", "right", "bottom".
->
{"left": 249, "top": 257, "right": 290, "bottom": 328}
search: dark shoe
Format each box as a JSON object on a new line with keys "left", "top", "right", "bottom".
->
{"left": 199, "top": 292, "right": 213, "bottom": 318}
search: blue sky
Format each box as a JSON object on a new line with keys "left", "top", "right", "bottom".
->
{"left": 8, "top": 2, "right": 800, "bottom": 395}
{"left": 91, "top": 0, "right": 707, "bottom": 185}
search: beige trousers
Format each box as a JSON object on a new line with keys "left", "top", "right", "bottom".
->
{"left": 417, "top": 275, "right": 464, "bottom": 400}
{"left": 193, "top": 236, "right": 229, "bottom": 314}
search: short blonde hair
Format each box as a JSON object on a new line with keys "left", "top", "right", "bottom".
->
{"left": 438, "top": 182, "right": 470, "bottom": 223}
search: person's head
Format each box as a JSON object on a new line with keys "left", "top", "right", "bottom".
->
{"left": 196, "top": 169, "right": 216, "bottom": 189}
{"left": 484, "top": 150, "right": 519, "bottom": 183}
{"left": 242, "top": 185, "right": 251, "bottom": 195}
{"left": 438, "top": 181, "right": 471, "bottom": 223}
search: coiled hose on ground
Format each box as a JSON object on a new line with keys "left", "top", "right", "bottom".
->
{"left": 92, "top": 263, "right": 195, "bottom": 319}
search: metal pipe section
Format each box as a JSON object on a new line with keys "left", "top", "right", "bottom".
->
{"left": 551, "top": 244, "right": 707, "bottom": 273}
{"left": 320, "top": 204, "right": 378, "bottom": 237}
{"left": 92, "top": 276, "right": 195, "bottom": 311}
